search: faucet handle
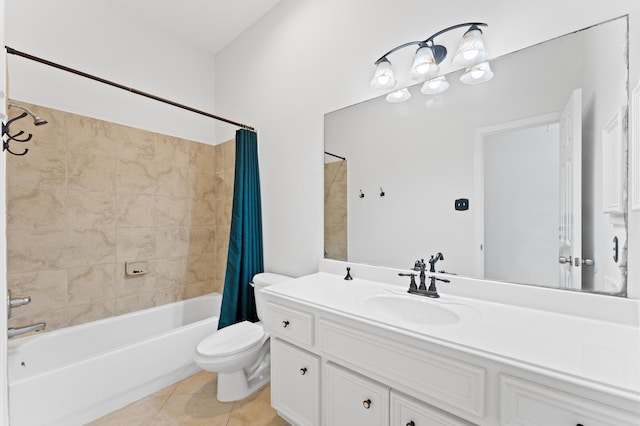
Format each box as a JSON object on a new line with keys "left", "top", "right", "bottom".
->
{"left": 398, "top": 273, "right": 418, "bottom": 291}
{"left": 7, "top": 290, "right": 31, "bottom": 319}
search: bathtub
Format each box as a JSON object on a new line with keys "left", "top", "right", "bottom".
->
{"left": 7, "top": 293, "right": 221, "bottom": 426}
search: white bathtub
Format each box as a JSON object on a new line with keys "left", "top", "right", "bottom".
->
{"left": 7, "top": 293, "right": 221, "bottom": 426}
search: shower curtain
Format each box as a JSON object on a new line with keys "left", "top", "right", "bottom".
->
{"left": 218, "top": 129, "right": 264, "bottom": 329}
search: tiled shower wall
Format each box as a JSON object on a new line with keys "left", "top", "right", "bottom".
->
{"left": 6, "top": 101, "right": 234, "bottom": 332}
{"left": 324, "top": 160, "right": 347, "bottom": 261}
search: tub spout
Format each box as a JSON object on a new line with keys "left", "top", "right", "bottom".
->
{"left": 8, "top": 322, "right": 46, "bottom": 338}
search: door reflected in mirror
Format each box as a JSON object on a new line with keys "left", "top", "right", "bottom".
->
{"left": 324, "top": 16, "right": 628, "bottom": 296}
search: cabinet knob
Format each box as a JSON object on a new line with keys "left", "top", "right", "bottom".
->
{"left": 282, "top": 320, "right": 290, "bottom": 328}
{"left": 299, "top": 367, "right": 307, "bottom": 375}
{"left": 362, "top": 399, "right": 371, "bottom": 409}
{"left": 406, "top": 422, "right": 415, "bottom": 426}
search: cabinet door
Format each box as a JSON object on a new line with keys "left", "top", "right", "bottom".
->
{"left": 500, "top": 375, "right": 639, "bottom": 426}
{"left": 325, "top": 362, "right": 390, "bottom": 426}
{"left": 271, "top": 338, "right": 321, "bottom": 426}
{"left": 390, "top": 390, "right": 471, "bottom": 426}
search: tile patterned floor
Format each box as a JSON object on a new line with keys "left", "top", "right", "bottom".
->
{"left": 88, "top": 371, "right": 290, "bottom": 425}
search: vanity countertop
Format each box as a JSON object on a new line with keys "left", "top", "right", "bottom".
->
{"left": 263, "top": 270, "right": 640, "bottom": 400}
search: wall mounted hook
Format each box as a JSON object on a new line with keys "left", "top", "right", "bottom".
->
{"left": 379, "top": 187, "right": 386, "bottom": 197}
{"left": 359, "top": 190, "right": 365, "bottom": 198}
{"left": 2, "top": 112, "right": 31, "bottom": 156}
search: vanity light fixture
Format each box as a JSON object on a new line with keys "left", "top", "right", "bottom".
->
{"left": 371, "top": 22, "right": 491, "bottom": 101}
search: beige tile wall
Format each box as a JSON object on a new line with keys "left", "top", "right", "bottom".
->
{"left": 324, "top": 160, "right": 347, "bottom": 260}
{"left": 6, "top": 101, "right": 234, "bottom": 332}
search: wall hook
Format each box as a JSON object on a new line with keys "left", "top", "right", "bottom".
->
{"left": 379, "top": 187, "right": 385, "bottom": 197}
{"left": 359, "top": 190, "right": 365, "bottom": 198}
{"left": 2, "top": 112, "right": 31, "bottom": 156}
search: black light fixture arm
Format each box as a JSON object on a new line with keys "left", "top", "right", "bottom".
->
{"left": 373, "top": 22, "right": 488, "bottom": 65}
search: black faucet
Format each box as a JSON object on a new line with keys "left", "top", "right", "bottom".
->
{"left": 398, "top": 254, "right": 449, "bottom": 298}
{"left": 428, "top": 252, "right": 444, "bottom": 272}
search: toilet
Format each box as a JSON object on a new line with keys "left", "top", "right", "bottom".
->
{"left": 194, "top": 272, "right": 292, "bottom": 402}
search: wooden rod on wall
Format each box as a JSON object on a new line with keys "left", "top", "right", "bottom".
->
{"left": 5, "top": 46, "right": 256, "bottom": 131}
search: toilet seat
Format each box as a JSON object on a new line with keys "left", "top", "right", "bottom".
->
{"left": 197, "top": 321, "right": 265, "bottom": 357}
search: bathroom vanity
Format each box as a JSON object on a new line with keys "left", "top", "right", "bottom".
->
{"left": 262, "top": 260, "right": 640, "bottom": 426}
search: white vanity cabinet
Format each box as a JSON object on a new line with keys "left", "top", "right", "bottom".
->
{"left": 499, "top": 375, "right": 640, "bottom": 426}
{"left": 262, "top": 272, "right": 640, "bottom": 426}
{"left": 390, "top": 390, "right": 472, "bottom": 426}
{"left": 325, "top": 363, "right": 390, "bottom": 425}
{"left": 271, "top": 338, "right": 321, "bottom": 426}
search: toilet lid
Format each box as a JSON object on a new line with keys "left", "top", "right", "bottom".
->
{"left": 197, "top": 321, "right": 265, "bottom": 357}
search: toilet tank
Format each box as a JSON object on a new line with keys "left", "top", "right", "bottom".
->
{"left": 253, "top": 273, "right": 293, "bottom": 320}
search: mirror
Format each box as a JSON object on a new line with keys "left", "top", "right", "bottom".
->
{"left": 324, "top": 17, "right": 629, "bottom": 295}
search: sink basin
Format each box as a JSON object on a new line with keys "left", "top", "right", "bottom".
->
{"left": 363, "top": 294, "right": 460, "bottom": 326}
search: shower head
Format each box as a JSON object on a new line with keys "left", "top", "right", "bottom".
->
{"left": 8, "top": 102, "right": 48, "bottom": 126}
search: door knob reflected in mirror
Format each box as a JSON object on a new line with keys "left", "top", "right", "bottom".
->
{"left": 558, "top": 256, "right": 572, "bottom": 264}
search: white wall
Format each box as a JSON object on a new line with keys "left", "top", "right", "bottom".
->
{"left": 5, "top": 0, "right": 217, "bottom": 144}
{"left": 215, "top": 0, "right": 640, "bottom": 298}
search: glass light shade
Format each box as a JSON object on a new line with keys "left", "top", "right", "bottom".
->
{"left": 420, "top": 76, "right": 450, "bottom": 95}
{"left": 452, "top": 27, "right": 488, "bottom": 67}
{"left": 460, "top": 61, "right": 494, "bottom": 85}
{"left": 385, "top": 88, "right": 411, "bottom": 103}
{"left": 370, "top": 59, "right": 397, "bottom": 90}
{"left": 410, "top": 46, "right": 439, "bottom": 80}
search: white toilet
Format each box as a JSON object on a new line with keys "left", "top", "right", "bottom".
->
{"left": 194, "top": 272, "right": 292, "bottom": 402}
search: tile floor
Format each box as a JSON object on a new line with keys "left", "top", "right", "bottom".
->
{"left": 88, "top": 371, "right": 290, "bottom": 425}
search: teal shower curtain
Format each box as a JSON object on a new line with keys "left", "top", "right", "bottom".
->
{"left": 218, "top": 129, "right": 264, "bottom": 330}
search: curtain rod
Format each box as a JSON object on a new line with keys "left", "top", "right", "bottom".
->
{"left": 324, "top": 151, "right": 345, "bottom": 160}
{"left": 5, "top": 46, "right": 255, "bottom": 131}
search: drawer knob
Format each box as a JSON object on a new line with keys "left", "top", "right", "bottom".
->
{"left": 282, "top": 320, "right": 290, "bottom": 328}
{"left": 299, "top": 367, "right": 307, "bottom": 375}
{"left": 406, "top": 422, "right": 415, "bottom": 426}
{"left": 363, "top": 399, "right": 371, "bottom": 409}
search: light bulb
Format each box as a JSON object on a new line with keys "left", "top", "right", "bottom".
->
{"left": 410, "top": 46, "right": 439, "bottom": 80}
{"left": 460, "top": 61, "right": 494, "bottom": 85}
{"left": 463, "top": 49, "right": 479, "bottom": 61}
{"left": 420, "top": 76, "right": 449, "bottom": 95}
{"left": 385, "top": 88, "right": 411, "bottom": 103}
{"left": 370, "top": 59, "right": 397, "bottom": 90}
{"left": 452, "top": 26, "right": 488, "bottom": 67}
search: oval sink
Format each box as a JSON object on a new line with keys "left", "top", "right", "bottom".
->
{"left": 363, "top": 295, "right": 460, "bottom": 326}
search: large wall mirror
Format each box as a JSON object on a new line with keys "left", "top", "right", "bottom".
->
{"left": 324, "top": 16, "right": 629, "bottom": 296}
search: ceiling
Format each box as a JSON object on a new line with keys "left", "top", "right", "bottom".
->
{"left": 113, "top": 0, "right": 283, "bottom": 54}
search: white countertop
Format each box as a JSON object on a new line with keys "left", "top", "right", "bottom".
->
{"left": 263, "top": 270, "right": 640, "bottom": 400}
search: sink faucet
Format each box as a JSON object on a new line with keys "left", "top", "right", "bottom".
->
{"left": 8, "top": 322, "right": 46, "bottom": 338}
{"left": 428, "top": 252, "right": 444, "bottom": 272}
{"left": 399, "top": 254, "right": 449, "bottom": 298}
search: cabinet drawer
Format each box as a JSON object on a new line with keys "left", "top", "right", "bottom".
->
{"left": 391, "top": 390, "right": 471, "bottom": 426}
{"left": 500, "top": 375, "right": 639, "bottom": 426}
{"left": 265, "top": 302, "right": 314, "bottom": 346}
{"left": 319, "top": 318, "right": 485, "bottom": 418}
{"left": 271, "top": 339, "right": 321, "bottom": 426}
{"left": 325, "top": 362, "right": 390, "bottom": 426}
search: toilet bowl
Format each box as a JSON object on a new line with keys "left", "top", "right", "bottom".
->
{"left": 194, "top": 272, "right": 292, "bottom": 402}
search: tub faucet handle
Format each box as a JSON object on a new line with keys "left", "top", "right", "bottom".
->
{"left": 7, "top": 290, "right": 31, "bottom": 319}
